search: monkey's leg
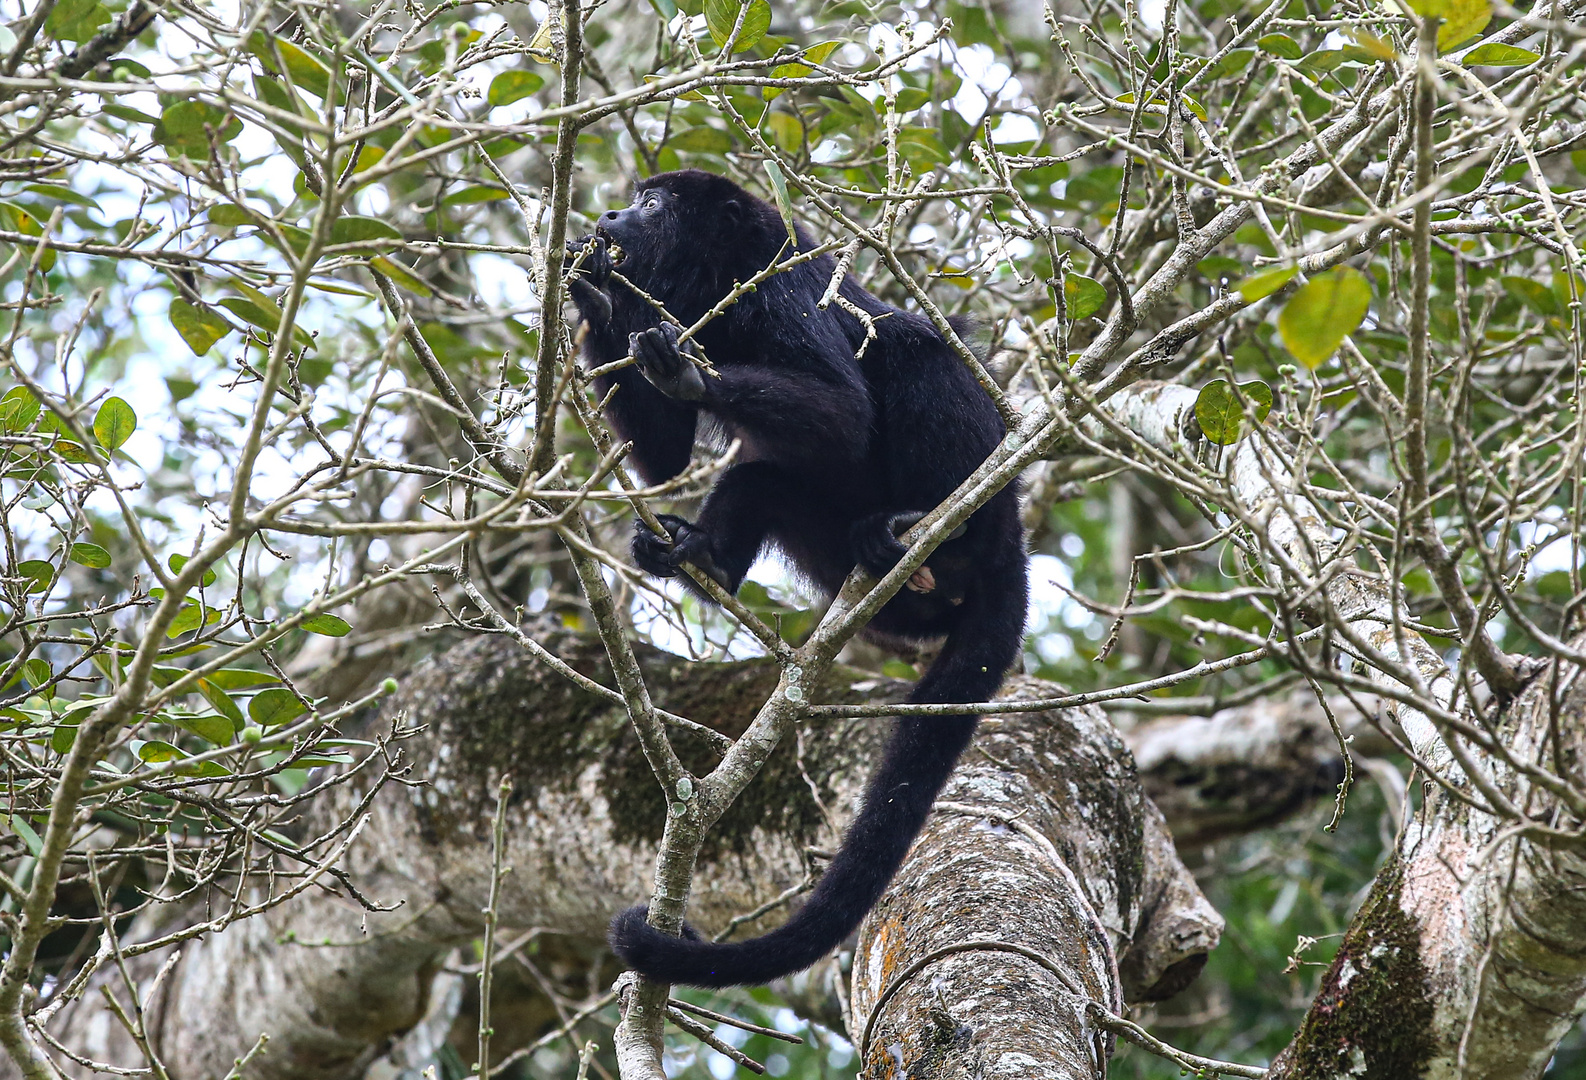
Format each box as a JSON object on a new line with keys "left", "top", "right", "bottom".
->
{"left": 631, "top": 462, "right": 792, "bottom": 600}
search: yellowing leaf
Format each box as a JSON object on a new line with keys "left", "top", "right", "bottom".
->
{"left": 1403, "top": 0, "right": 1492, "bottom": 50}
{"left": 1234, "top": 265, "right": 1298, "bottom": 302}
{"left": 1195, "top": 379, "right": 1274, "bottom": 445}
{"left": 1278, "top": 267, "right": 1371, "bottom": 369}
{"left": 1064, "top": 274, "right": 1108, "bottom": 320}
{"left": 93, "top": 397, "right": 136, "bottom": 451}
{"left": 169, "top": 299, "right": 233, "bottom": 356}
{"left": 1460, "top": 42, "right": 1538, "bottom": 65}
{"left": 765, "top": 39, "right": 842, "bottom": 99}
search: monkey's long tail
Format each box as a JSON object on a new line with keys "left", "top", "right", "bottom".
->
{"left": 607, "top": 555, "right": 1029, "bottom": 989}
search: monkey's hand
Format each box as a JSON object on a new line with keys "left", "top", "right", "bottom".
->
{"left": 565, "top": 235, "right": 613, "bottom": 325}
{"left": 632, "top": 514, "right": 731, "bottom": 590}
{"left": 630, "top": 324, "right": 707, "bottom": 402}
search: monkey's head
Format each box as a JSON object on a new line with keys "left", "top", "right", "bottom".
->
{"left": 594, "top": 169, "right": 795, "bottom": 303}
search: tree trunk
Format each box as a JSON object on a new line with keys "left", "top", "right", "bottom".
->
{"left": 1269, "top": 658, "right": 1586, "bottom": 1079}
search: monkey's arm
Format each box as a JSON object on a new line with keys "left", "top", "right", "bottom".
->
{"left": 630, "top": 325, "right": 872, "bottom": 468}
{"left": 569, "top": 243, "right": 700, "bottom": 485}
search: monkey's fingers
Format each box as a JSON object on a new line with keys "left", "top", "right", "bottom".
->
{"left": 906, "top": 566, "right": 937, "bottom": 594}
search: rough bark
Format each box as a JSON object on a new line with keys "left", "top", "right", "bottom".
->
{"left": 1089, "top": 381, "right": 1586, "bottom": 1076}
{"left": 1268, "top": 658, "right": 1586, "bottom": 1080}
{"left": 849, "top": 681, "right": 1223, "bottom": 1079}
{"left": 25, "top": 633, "right": 1216, "bottom": 1079}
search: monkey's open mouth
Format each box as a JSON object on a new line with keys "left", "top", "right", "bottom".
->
{"left": 593, "top": 227, "right": 627, "bottom": 266}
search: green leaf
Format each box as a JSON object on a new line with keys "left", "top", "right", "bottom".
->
{"left": 169, "top": 299, "right": 233, "bottom": 356}
{"left": 1278, "top": 267, "right": 1372, "bottom": 369}
{"left": 50, "top": 722, "right": 76, "bottom": 752}
{"left": 1295, "top": 49, "right": 1350, "bottom": 74}
{"left": 1064, "top": 274, "right": 1108, "bottom": 320}
{"left": 704, "top": 0, "right": 771, "bottom": 52}
{"left": 177, "top": 712, "right": 235, "bottom": 745}
{"left": 669, "top": 126, "right": 734, "bottom": 153}
{"left": 208, "top": 204, "right": 257, "bottom": 227}
{"left": 23, "top": 184, "right": 99, "bottom": 212}
{"left": 8, "top": 815, "right": 42, "bottom": 856}
{"left": 46, "top": 0, "right": 109, "bottom": 42}
{"left": 16, "top": 560, "right": 53, "bottom": 593}
{"left": 1195, "top": 379, "right": 1274, "bottom": 445}
{"left": 1459, "top": 42, "right": 1535, "bottom": 64}
{"left": 106, "top": 57, "right": 151, "bottom": 80}
{"left": 766, "top": 40, "right": 843, "bottom": 99}
{"left": 168, "top": 553, "right": 217, "bottom": 587}
{"left": 68, "top": 543, "right": 110, "bottom": 569}
{"left": 1234, "top": 265, "right": 1299, "bottom": 302}
{"left": 93, "top": 396, "right": 136, "bottom": 451}
{"left": 301, "top": 612, "right": 351, "bottom": 637}
{"left": 203, "top": 668, "right": 280, "bottom": 690}
{"left": 307, "top": 279, "right": 376, "bottom": 299}
{"left": 137, "top": 740, "right": 183, "bottom": 764}
{"left": 24, "top": 657, "right": 51, "bottom": 695}
{"left": 158, "top": 101, "right": 241, "bottom": 159}
{"left": 764, "top": 160, "right": 797, "bottom": 246}
{"left": 1502, "top": 275, "right": 1561, "bottom": 315}
{"left": 249, "top": 687, "right": 308, "bottom": 727}
{"left": 218, "top": 296, "right": 281, "bottom": 334}
{"left": 332, "top": 216, "right": 402, "bottom": 245}
{"left": 102, "top": 104, "right": 160, "bottom": 125}
{"left": 271, "top": 39, "right": 334, "bottom": 98}
{"left": 1202, "top": 47, "right": 1255, "bottom": 80}
{"left": 440, "top": 185, "right": 511, "bottom": 206}
{"left": 0, "top": 386, "right": 40, "bottom": 432}
{"left": 198, "top": 677, "right": 246, "bottom": 728}
{"left": 370, "top": 257, "right": 432, "bottom": 297}
{"left": 896, "top": 127, "right": 949, "bottom": 166}
{"left": 1256, "top": 33, "right": 1302, "bottom": 59}
{"left": 487, "top": 70, "right": 545, "bottom": 106}
{"left": 166, "top": 600, "right": 218, "bottom": 639}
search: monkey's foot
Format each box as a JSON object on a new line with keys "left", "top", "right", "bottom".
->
{"left": 851, "top": 511, "right": 912, "bottom": 577}
{"left": 631, "top": 514, "right": 730, "bottom": 589}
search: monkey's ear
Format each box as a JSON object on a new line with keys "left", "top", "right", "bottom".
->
{"left": 722, "top": 198, "right": 744, "bottom": 222}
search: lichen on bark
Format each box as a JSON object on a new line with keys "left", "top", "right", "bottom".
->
{"left": 1270, "top": 855, "right": 1435, "bottom": 1079}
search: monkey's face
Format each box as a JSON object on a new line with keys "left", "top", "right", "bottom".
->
{"left": 592, "top": 171, "right": 757, "bottom": 300}
{"left": 595, "top": 185, "right": 681, "bottom": 281}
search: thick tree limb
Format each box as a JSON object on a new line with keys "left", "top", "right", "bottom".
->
{"left": 1128, "top": 693, "right": 1395, "bottom": 845}
{"left": 850, "top": 682, "right": 1223, "bottom": 1078}
{"left": 23, "top": 634, "right": 1216, "bottom": 1079}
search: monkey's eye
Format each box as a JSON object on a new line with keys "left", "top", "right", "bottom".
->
{"left": 642, "top": 195, "right": 660, "bottom": 212}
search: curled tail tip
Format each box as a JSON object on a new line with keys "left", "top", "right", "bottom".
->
{"left": 609, "top": 904, "right": 709, "bottom": 981}
{"left": 608, "top": 904, "right": 654, "bottom": 961}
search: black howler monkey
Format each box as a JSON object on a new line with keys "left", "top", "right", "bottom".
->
{"left": 567, "top": 169, "right": 1029, "bottom": 989}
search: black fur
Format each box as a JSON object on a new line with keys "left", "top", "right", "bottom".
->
{"left": 569, "top": 170, "right": 1029, "bottom": 988}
